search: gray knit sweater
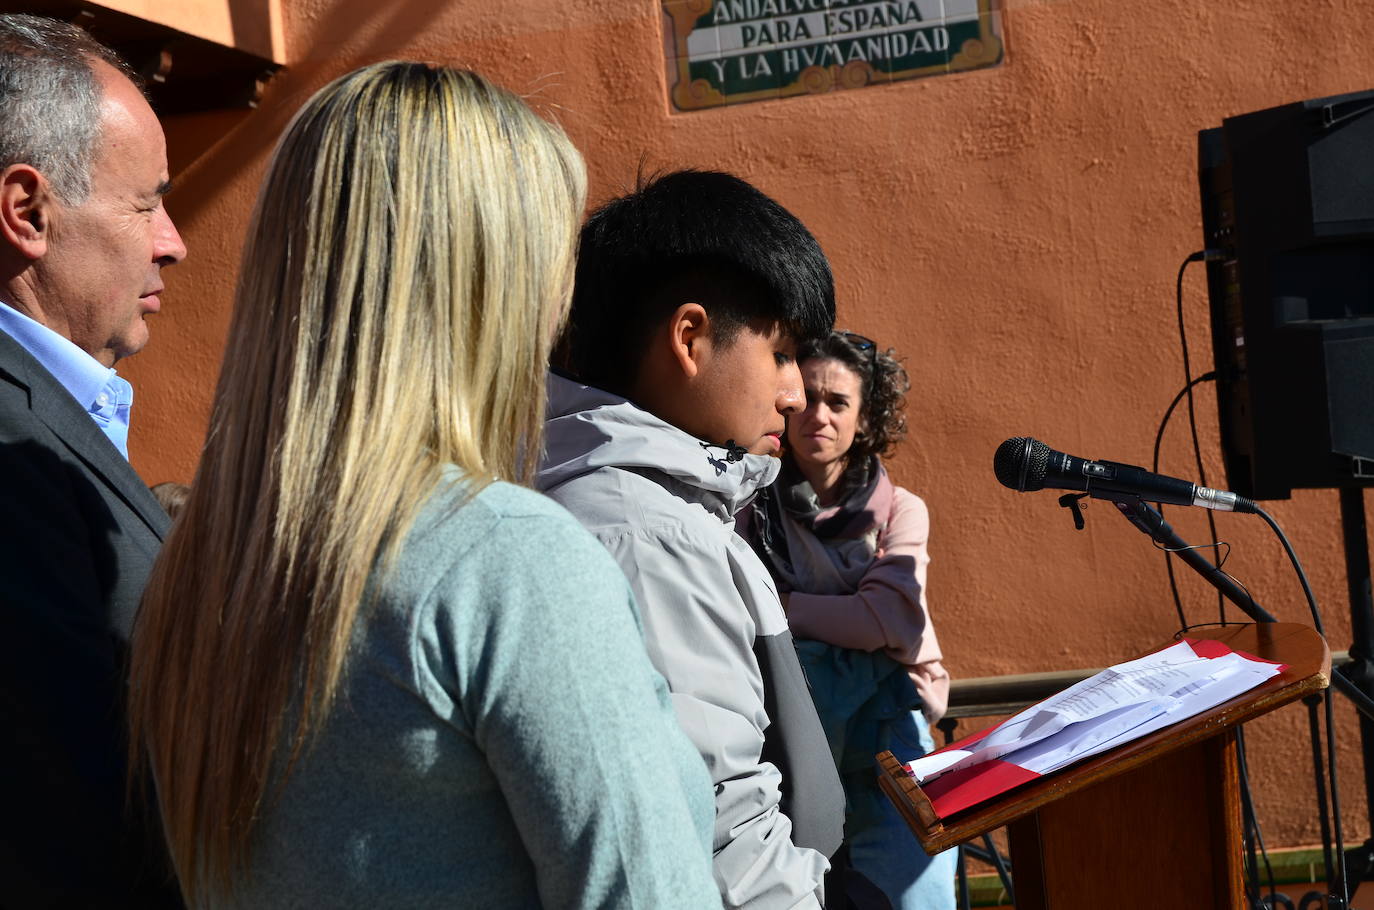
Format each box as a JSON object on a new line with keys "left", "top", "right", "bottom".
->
{"left": 208, "top": 473, "right": 721, "bottom": 909}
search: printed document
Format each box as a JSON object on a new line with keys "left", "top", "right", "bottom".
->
{"left": 908, "top": 640, "right": 1281, "bottom": 783}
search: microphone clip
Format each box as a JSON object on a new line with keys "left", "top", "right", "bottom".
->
{"left": 700, "top": 439, "right": 748, "bottom": 476}
{"left": 1059, "top": 492, "right": 1090, "bottom": 531}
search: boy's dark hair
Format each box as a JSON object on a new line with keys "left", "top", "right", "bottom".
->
{"left": 557, "top": 169, "right": 835, "bottom": 394}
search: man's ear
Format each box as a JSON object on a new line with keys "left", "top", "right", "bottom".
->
{"left": 0, "top": 165, "right": 53, "bottom": 261}
{"left": 667, "top": 302, "right": 712, "bottom": 380}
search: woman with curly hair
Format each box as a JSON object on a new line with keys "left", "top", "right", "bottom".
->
{"left": 746, "top": 329, "right": 954, "bottom": 910}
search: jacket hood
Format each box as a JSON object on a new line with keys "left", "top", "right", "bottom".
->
{"left": 539, "top": 371, "right": 780, "bottom": 520}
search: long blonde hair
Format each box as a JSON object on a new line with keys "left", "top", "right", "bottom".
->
{"left": 128, "top": 61, "right": 586, "bottom": 900}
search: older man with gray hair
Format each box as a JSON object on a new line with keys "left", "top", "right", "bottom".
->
{"left": 0, "top": 14, "right": 186, "bottom": 906}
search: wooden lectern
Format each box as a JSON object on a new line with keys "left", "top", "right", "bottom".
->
{"left": 877, "top": 623, "right": 1330, "bottom": 909}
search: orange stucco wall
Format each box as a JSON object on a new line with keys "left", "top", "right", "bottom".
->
{"left": 125, "top": 0, "right": 1374, "bottom": 852}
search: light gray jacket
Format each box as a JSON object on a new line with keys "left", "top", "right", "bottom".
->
{"left": 539, "top": 374, "right": 845, "bottom": 910}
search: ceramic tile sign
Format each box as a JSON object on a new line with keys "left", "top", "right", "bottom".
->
{"left": 663, "top": 0, "right": 1002, "bottom": 111}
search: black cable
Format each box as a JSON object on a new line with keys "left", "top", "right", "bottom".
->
{"left": 1153, "top": 370, "right": 1219, "bottom": 632}
{"left": 1168, "top": 255, "right": 1280, "bottom": 902}
{"left": 1238, "top": 727, "right": 1280, "bottom": 905}
{"left": 1251, "top": 507, "right": 1325, "bottom": 680}
{"left": 1175, "top": 252, "right": 1226, "bottom": 623}
{"left": 1167, "top": 251, "right": 1345, "bottom": 905}
{"left": 1174, "top": 251, "right": 1286, "bottom": 902}
{"left": 1254, "top": 505, "right": 1350, "bottom": 907}
{"left": 1322, "top": 682, "right": 1349, "bottom": 905}
{"left": 1238, "top": 727, "right": 1263, "bottom": 904}
{"left": 1152, "top": 372, "right": 1220, "bottom": 469}
{"left": 1305, "top": 695, "right": 1336, "bottom": 901}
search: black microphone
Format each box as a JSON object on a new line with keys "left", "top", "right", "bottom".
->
{"left": 993, "top": 436, "right": 1258, "bottom": 513}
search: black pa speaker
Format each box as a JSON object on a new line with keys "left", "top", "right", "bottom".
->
{"left": 1198, "top": 90, "right": 1374, "bottom": 500}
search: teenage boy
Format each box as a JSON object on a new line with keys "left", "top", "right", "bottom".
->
{"left": 538, "top": 170, "right": 845, "bottom": 909}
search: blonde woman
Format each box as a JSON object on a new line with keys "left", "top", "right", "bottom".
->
{"left": 128, "top": 63, "right": 720, "bottom": 909}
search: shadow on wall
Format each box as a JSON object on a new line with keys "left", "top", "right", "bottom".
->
{"left": 161, "top": 0, "right": 503, "bottom": 225}
{"left": 227, "top": 0, "right": 278, "bottom": 62}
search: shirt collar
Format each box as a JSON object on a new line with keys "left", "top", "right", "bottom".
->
{"left": 0, "top": 298, "right": 117, "bottom": 410}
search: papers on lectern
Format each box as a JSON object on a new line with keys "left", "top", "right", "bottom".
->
{"left": 907, "top": 639, "right": 1283, "bottom": 789}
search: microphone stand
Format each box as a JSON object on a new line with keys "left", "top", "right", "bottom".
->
{"left": 1107, "top": 496, "right": 1275, "bottom": 623}
{"left": 1087, "top": 494, "right": 1372, "bottom": 909}
{"left": 1100, "top": 495, "right": 1374, "bottom": 721}
{"left": 1336, "top": 488, "right": 1374, "bottom": 891}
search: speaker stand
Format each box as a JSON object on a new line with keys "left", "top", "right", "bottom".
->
{"left": 1339, "top": 488, "right": 1374, "bottom": 896}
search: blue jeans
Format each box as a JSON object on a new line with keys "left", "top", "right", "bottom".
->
{"left": 845, "top": 711, "right": 956, "bottom": 910}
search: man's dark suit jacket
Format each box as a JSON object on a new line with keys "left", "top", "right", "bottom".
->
{"left": 0, "top": 329, "right": 182, "bottom": 907}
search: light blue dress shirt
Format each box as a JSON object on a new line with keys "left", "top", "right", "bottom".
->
{"left": 0, "top": 300, "right": 134, "bottom": 458}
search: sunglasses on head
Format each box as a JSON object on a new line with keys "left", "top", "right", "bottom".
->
{"left": 837, "top": 332, "right": 878, "bottom": 398}
{"left": 839, "top": 330, "right": 877, "bottom": 357}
